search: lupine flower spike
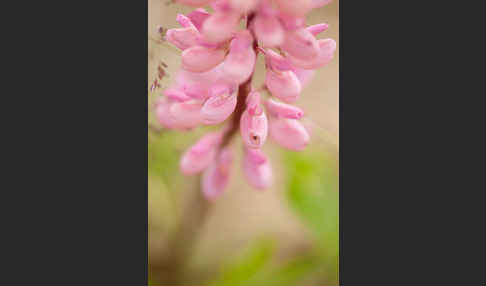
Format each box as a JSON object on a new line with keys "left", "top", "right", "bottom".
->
{"left": 155, "top": 0, "right": 336, "bottom": 200}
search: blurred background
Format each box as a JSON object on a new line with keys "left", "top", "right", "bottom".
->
{"left": 148, "top": 1, "right": 339, "bottom": 285}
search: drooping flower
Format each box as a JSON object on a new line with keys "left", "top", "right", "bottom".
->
{"left": 155, "top": 0, "right": 336, "bottom": 199}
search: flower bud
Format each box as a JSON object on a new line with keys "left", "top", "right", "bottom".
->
{"left": 229, "top": 0, "right": 259, "bottom": 13}
{"left": 281, "top": 28, "right": 320, "bottom": 61}
{"left": 180, "top": 132, "right": 222, "bottom": 175}
{"left": 181, "top": 46, "right": 226, "bottom": 73}
{"left": 293, "top": 68, "right": 315, "bottom": 88}
{"left": 186, "top": 8, "right": 211, "bottom": 31}
{"left": 200, "top": 87, "right": 237, "bottom": 125}
{"left": 243, "top": 148, "right": 273, "bottom": 190}
{"left": 202, "top": 147, "right": 233, "bottom": 200}
{"left": 264, "top": 49, "right": 293, "bottom": 71}
{"left": 164, "top": 87, "right": 191, "bottom": 102}
{"left": 307, "top": 23, "right": 329, "bottom": 36}
{"left": 240, "top": 92, "right": 268, "bottom": 149}
{"left": 264, "top": 99, "right": 304, "bottom": 119}
{"left": 252, "top": 15, "right": 284, "bottom": 48}
{"left": 269, "top": 117, "right": 310, "bottom": 151}
{"left": 288, "top": 38, "right": 336, "bottom": 69}
{"left": 222, "top": 31, "right": 256, "bottom": 84}
{"left": 201, "top": 11, "right": 240, "bottom": 44}
{"left": 265, "top": 69, "right": 302, "bottom": 103}
{"left": 166, "top": 27, "right": 200, "bottom": 50}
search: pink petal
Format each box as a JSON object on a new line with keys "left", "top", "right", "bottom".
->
{"left": 201, "top": 147, "right": 233, "bottom": 200}
{"left": 240, "top": 107, "right": 268, "bottom": 149}
{"left": 165, "top": 27, "right": 200, "bottom": 50}
{"left": 269, "top": 117, "right": 310, "bottom": 151}
{"left": 229, "top": 0, "right": 259, "bottom": 13}
{"left": 264, "top": 49, "right": 293, "bottom": 71}
{"left": 307, "top": 23, "right": 329, "bottom": 36}
{"left": 200, "top": 89, "right": 237, "bottom": 125}
{"left": 176, "top": 14, "right": 197, "bottom": 29}
{"left": 265, "top": 69, "right": 302, "bottom": 103}
{"left": 264, "top": 98, "right": 304, "bottom": 119}
{"left": 187, "top": 8, "right": 211, "bottom": 31}
{"left": 181, "top": 46, "right": 226, "bottom": 73}
{"left": 281, "top": 28, "right": 320, "bottom": 61}
{"left": 293, "top": 67, "right": 315, "bottom": 88}
{"left": 201, "top": 11, "right": 240, "bottom": 44}
{"left": 252, "top": 15, "right": 284, "bottom": 47}
{"left": 180, "top": 131, "right": 222, "bottom": 175}
{"left": 222, "top": 31, "right": 256, "bottom": 84}
{"left": 288, "top": 38, "right": 336, "bottom": 69}
{"left": 243, "top": 148, "right": 273, "bottom": 190}
{"left": 164, "top": 87, "right": 191, "bottom": 102}
{"left": 167, "top": 100, "right": 203, "bottom": 130}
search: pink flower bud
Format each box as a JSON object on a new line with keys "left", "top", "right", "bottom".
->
{"left": 201, "top": 87, "right": 237, "bottom": 125}
{"left": 252, "top": 15, "right": 284, "bottom": 48}
{"left": 229, "top": 0, "right": 259, "bottom": 13}
{"left": 202, "top": 147, "right": 233, "bottom": 200}
{"left": 264, "top": 98, "right": 304, "bottom": 119}
{"left": 201, "top": 11, "right": 240, "bottom": 44}
{"left": 279, "top": 14, "right": 306, "bottom": 30}
{"left": 307, "top": 23, "right": 329, "bottom": 36}
{"left": 281, "top": 28, "right": 320, "bottom": 61}
{"left": 168, "top": 100, "right": 203, "bottom": 130}
{"left": 176, "top": 14, "right": 197, "bottom": 29}
{"left": 293, "top": 67, "right": 315, "bottom": 88}
{"left": 186, "top": 8, "right": 211, "bottom": 31}
{"left": 164, "top": 87, "right": 191, "bottom": 102}
{"left": 288, "top": 38, "right": 336, "bottom": 69}
{"left": 265, "top": 69, "right": 302, "bottom": 103}
{"left": 264, "top": 49, "right": 293, "bottom": 71}
{"left": 176, "top": 0, "right": 212, "bottom": 7}
{"left": 222, "top": 31, "right": 256, "bottom": 84}
{"left": 180, "top": 132, "right": 223, "bottom": 175}
{"left": 275, "top": 0, "right": 312, "bottom": 17}
{"left": 311, "top": 0, "right": 333, "bottom": 9}
{"left": 155, "top": 98, "right": 202, "bottom": 130}
{"left": 269, "top": 117, "right": 310, "bottom": 151}
{"left": 240, "top": 92, "right": 268, "bottom": 149}
{"left": 243, "top": 148, "right": 273, "bottom": 190}
{"left": 181, "top": 46, "right": 226, "bottom": 73}
{"left": 166, "top": 27, "right": 200, "bottom": 50}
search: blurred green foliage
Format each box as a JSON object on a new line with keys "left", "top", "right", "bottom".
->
{"left": 148, "top": 125, "right": 338, "bottom": 285}
{"left": 284, "top": 150, "right": 339, "bottom": 283}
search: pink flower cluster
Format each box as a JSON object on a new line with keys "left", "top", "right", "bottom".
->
{"left": 154, "top": 0, "right": 336, "bottom": 200}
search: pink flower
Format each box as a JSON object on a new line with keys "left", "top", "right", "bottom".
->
{"left": 252, "top": 14, "right": 284, "bottom": 48}
{"left": 181, "top": 46, "right": 226, "bottom": 73}
{"left": 155, "top": 0, "right": 337, "bottom": 198}
{"left": 201, "top": 85, "right": 237, "bottom": 124}
{"left": 265, "top": 69, "right": 302, "bottom": 103}
{"left": 240, "top": 92, "right": 268, "bottom": 149}
{"left": 180, "top": 131, "right": 223, "bottom": 175}
{"left": 264, "top": 98, "right": 304, "bottom": 119}
{"left": 202, "top": 147, "right": 233, "bottom": 200}
{"left": 242, "top": 148, "right": 273, "bottom": 190}
{"left": 222, "top": 30, "right": 256, "bottom": 84}
{"left": 201, "top": 11, "right": 240, "bottom": 44}
{"left": 269, "top": 116, "right": 310, "bottom": 151}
